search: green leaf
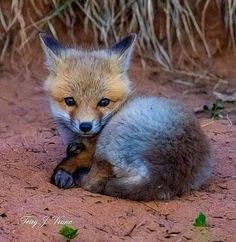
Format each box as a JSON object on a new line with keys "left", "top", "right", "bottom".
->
{"left": 51, "top": 0, "right": 75, "bottom": 17}
{"left": 211, "top": 101, "right": 224, "bottom": 119}
{"left": 193, "top": 212, "right": 207, "bottom": 227}
{"left": 52, "top": 3, "right": 67, "bottom": 16}
{"left": 59, "top": 225, "right": 78, "bottom": 240}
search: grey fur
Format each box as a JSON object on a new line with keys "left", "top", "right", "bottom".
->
{"left": 94, "top": 97, "right": 214, "bottom": 201}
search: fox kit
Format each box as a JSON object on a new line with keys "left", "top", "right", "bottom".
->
{"left": 40, "top": 33, "right": 213, "bottom": 200}
{"left": 40, "top": 33, "right": 136, "bottom": 188}
{"left": 77, "top": 97, "right": 214, "bottom": 201}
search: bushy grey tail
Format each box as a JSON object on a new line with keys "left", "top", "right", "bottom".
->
{"left": 103, "top": 156, "right": 214, "bottom": 201}
{"left": 103, "top": 175, "right": 179, "bottom": 201}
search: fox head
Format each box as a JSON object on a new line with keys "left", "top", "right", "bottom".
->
{"left": 40, "top": 33, "right": 136, "bottom": 137}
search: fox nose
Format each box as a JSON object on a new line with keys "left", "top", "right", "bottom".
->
{"left": 79, "top": 122, "right": 92, "bottom": 133}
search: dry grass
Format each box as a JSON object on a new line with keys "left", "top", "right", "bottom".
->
{"left": 0, "top": 0, "right": 236, "bottom": 75}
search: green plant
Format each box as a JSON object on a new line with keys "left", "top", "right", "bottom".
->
{"left": 59, "top": 225, "right": 78, "bottom": 241}
{"left": 211, "top": 101, "right": 224, "bottom": 119}
{"left": 193, "top": 212, "right": 207, "bottom": 227}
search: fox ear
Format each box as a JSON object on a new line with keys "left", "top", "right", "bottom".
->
{"left": 39, "top": 33, "right": 64, "bottom": 68}
{"left": 111, "top": 33, "right": 136, "bottom": 71}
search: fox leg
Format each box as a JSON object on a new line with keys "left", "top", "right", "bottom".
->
{"left": 81, "top": 160, "right": 113, "bottom": 194}
{"left": 83, "top": 159, "right": 152, "bottom": 200}
{"left": 51, "top": 141, "right": 96, "bottom": 189}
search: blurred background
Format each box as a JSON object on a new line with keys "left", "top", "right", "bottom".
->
{"left": 0, "top": 0, "right": 236, "bottom": 76}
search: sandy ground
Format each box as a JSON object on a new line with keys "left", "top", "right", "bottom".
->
{"left": 0, "top": 55, "right": 235, "bottom": 242}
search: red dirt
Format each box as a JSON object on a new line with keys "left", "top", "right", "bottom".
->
{"left": 0, "top": 53, "right": 235, "bottom": 242}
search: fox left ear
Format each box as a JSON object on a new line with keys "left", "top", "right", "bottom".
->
{"left": 111, "top": 33, "right": 136, "bottom": 71}
{"left": 39, "top": 33, "right": 65, "bottom": 68}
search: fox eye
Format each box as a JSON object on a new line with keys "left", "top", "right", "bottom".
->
{"left": 64, "top": 97, "right": 76, "bottom": 106}
{"left": 98, "top": 98, "right": 110, "bottom": 107}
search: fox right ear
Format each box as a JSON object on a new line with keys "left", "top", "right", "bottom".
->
{"left": 39, "top": 33, "right": 64, "bottom": 68}
{"left": 111, "top": 33, "right": 136, "bottom": 71}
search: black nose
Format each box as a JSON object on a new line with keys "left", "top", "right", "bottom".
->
{"left": 79, "top": 122, "right": 92, "bottom": 133}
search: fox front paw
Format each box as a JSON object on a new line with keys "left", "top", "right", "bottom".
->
{"left": 66, "top": 142, "right": 85, "bottom": 158}
{"left": 51, "top": 169, "right": 75, "bottom": 189}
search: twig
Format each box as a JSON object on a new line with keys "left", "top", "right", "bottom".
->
{"left": 201, "top": 120, "right": 215, "bottom": 128}
{"left": 124, "top": 223, "right": 137, "bottom": 237}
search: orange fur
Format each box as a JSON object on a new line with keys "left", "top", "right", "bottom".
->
{"left": 46, "top": 51, "right": 131, "bottom": 175}
{"left": 40, "top": 33, "right": 136, "bottom": 187}
{"left": 45, "top": 52, "right": 131, "bottom": 123}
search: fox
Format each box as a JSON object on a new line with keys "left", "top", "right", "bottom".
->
{"left": 40, "top": 33, "right": 214, "bottom": 200}
{"left": 40, "top": 33, "right": 136, "bottom": 188}
{"left": 69, "top": 97, "right": 214, "bottom": 201}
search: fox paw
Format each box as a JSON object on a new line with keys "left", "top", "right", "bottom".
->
{"left": 51, "top": 169, "right": 75, "bottom": 189}
{"left": 66, "top": 142, "right": 85, "bottom": 158}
